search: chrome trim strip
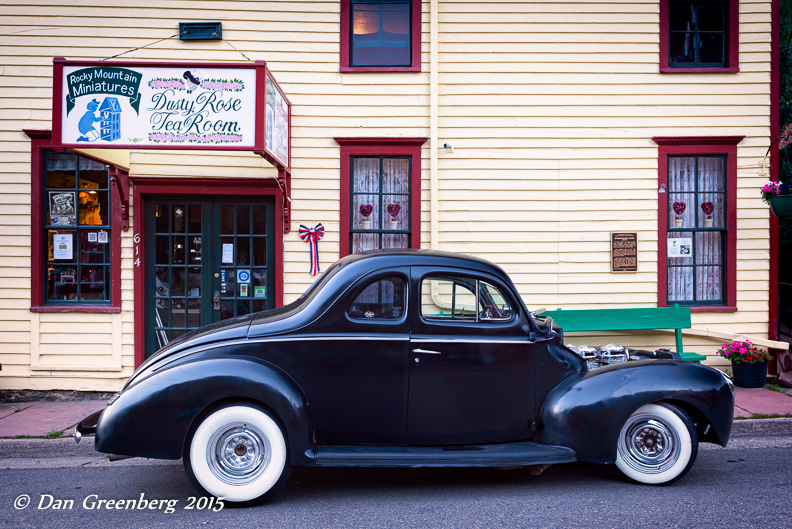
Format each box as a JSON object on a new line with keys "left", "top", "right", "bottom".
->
{"left": 412, "top": 349, "right": 442, "bottom": 355}
{"left": 150, "top": 334, "right": 533, "bottom": 374}
{"left": 411, "top": 338, "right": 533, "bottom": 345}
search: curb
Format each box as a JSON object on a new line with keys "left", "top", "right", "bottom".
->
{"left": 731, "top": 418, "right": 792, "bottom": 437}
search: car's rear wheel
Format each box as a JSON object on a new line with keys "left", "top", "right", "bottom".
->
{"left": 615, "top": 402, "right": 697, "bottom": 485}
{"left": 184, "top": 404, "right": 291, "bottom": 506}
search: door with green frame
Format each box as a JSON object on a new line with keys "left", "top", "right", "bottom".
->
{"left": 145, "top": 196, "right": 275, "bottom": 359}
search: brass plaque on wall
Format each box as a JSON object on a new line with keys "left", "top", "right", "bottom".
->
{"left": 611, "top": 232, "right": 638, "bottom": 273}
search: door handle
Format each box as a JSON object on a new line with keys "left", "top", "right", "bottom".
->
{"left": 412, "top": 349, "right": 442, "bottom": 355}
{"left": 213, "top": 291, "right": 220, "bottom": 310}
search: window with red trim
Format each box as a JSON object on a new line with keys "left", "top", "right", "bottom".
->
{"left": 26, "top": 130, "right": 123, "bottom": 313}
{"left": 655, "top": 137, "right": 742, "bottom": 312}
{"left": 43, "top": 152, "right": 112, "bottom": 304}
{"left": 336, "top": 137, "right": 426, "bottom": 257}
{"left": 660, "top": 0, "right": 739, "bottom": 73}
{"left": 340, "top": 0, "right": 422, "bottom": 72}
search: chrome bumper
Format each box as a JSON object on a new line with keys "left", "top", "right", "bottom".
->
{"left": 74, "top": 409, "right": 102, "bottom": 444}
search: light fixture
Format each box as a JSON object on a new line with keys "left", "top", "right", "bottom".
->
{"left": 444, "top": 143, "right": 454, "bottom": 153}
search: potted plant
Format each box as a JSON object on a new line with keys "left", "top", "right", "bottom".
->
{"left": 387, "top": 203, "right": 401, "bottom": 230}
{"left": 359, "top": 204, "right": 373, "bottom": 229}
{"left": 672, "top": 201, "right": 686, "bottom": 227}
{"left": 761, "top": 180, "right": 792, "bottom": 217}
{"left": 716, "top": 340, "right": 773, "bottom": 388}
{"left": 701, "top": 201, "right": 714, "bottom": 227}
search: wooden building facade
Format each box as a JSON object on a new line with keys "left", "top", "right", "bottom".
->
{"left": 0, "top": 0, "right": 785, "bottom": 391}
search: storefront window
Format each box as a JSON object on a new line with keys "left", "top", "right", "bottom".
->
{"left": 350, "top": 156, "right": 411, "bottom": 253}
{"left": 43, "top": 152, "right": 111, "bottom": 303}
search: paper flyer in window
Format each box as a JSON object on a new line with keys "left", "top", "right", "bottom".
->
{"left": 49, "top": 191, "right": 77, "bottom": 226}
{"left": 88, "top": 232, "right": 98, "bottom": 243}
{"left": 98, "top": 231, "right": 108, "bottom": 244}
{"left": 222, "top": 243, "right": 234, "bottom": 264}
{"left": 667, "top": 237, "right": 692, "bottom": 257}
{"left": 53, "top": 233, "right": 73, "bottom": 260}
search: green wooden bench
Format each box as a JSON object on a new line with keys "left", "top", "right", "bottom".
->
{"left": 542, "top": 304, "right": 707, "bottom": 363}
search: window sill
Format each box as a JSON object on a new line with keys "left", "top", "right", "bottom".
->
{"left": 690, "top": 306, "right": 738, "bottom": 313}
{"left": 340, "top": 66, "right": 421, "bottom": 73}
{"left": 31, "top": 305, "right": 121, "bottom": 314}
{"left": 660, "top": 67, "right": 740, "bottom": 74}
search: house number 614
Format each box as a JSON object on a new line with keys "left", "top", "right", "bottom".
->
{"left": 133, "top": 233, "right": 141, "bottom": 267}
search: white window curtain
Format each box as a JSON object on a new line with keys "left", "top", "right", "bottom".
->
{"left": 351, "top": 157, "right": 409, "bottom": 253}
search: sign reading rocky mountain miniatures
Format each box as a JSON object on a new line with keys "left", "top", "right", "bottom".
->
{"left": 611, "top": 232, "right": 638, "bottom": 273}
{"left": 52, "top": 59, "right": 291, "bottom": 171}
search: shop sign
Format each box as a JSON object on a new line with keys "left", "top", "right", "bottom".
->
{"left": 611, "top": 232, "right": 638, "bottom": 273}
{"left": 52, "top": 58, "right": 291, "bottom": 172}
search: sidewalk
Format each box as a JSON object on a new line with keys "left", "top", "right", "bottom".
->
{"left": 1, "top": 386, "right": 791, "bottom": 439}
{"left": 733, "top": 385, "right": 792, "bottom": 418}
{"left": 0, "top": 400, "right": 104, "bottom": 438}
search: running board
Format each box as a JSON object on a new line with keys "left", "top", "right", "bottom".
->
{"left": 314, "top": 441, "right": 577, "bottom": 468}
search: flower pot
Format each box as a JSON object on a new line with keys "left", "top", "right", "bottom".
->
{"left": 362, "top": 219, "right": 370, "bottom": 229}
{"left": 731, "top": 361, "right": 768, "bottom": 388}
{"left": 705, "top": 217, "right": 713, "bottom": 228}
{"left": 390, "top": 219, "right": 398, "bottom": 230}
{"left": 674, "top": 217, "right": 683, "bottom": 228}
{"left": 769, "top": 195, "right": 792, "bottom": 217}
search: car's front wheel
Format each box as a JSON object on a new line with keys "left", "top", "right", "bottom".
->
{"left": 615, "top": 402, "right": 697, "bottom": 485}
{"left": 184, "top": 404, "right": 291, "bottom": 506}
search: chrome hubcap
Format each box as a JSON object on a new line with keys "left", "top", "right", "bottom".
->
{"left": 618, "top": 415, "right": 680, "bottom": 474}
{"left": 206, "top": 422, "right": 271, "bottom": 485}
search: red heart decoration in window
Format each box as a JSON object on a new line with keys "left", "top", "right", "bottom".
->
{"left": 387, "top": 203, "right": 401, "bottom": 219}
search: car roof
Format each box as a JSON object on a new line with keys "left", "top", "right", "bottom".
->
{"left": 335, "top": 249, "right": 510, "bottom": 280}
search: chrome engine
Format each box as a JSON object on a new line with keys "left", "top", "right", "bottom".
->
{"left": 567, "top": 343, "right": 680, "bottom": 369}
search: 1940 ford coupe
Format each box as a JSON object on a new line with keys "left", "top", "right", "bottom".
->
{"left": 76, "top": 250, "right": 734, "bottom": 506}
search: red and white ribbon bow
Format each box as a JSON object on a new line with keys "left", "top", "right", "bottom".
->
{"left": 299, "top": 223, "right": 325, "bottom": 276}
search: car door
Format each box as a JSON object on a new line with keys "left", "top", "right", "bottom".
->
{"left": 406, "top": 266, "right": 537, "bottom": 446}
{"left": 292, "top": 267, "right": 411, "bottom": 445}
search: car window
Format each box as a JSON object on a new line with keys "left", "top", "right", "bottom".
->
{"left": 348, "top": 276, "right": 407, "bottom": 320}
{"left": 478, "top": 281, "right": 513, "bottom": 321}
{"left": 421, "top": 275, "right": 513, "bottom": 322}
{"left": 420, "top": 276, "right": 478, "bottom": 321}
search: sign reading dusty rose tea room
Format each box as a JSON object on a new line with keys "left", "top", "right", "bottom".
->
{"left": 52, "top": 59, "right": 291, "bottom": 171}
{"left": 61, "top": 65, "right": 255, "bottom": 147}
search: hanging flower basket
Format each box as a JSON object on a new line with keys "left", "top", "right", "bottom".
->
{"left": 761, "top": 181, "right": 792, "bottom": 217}
{"left": 768, "top": 195, "right": 792, "bottom": 217}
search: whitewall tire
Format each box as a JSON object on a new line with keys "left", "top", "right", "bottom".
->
{"left": 184, "top": 405, "right": 291, "bottom": 505}
{"left": 615, "top": 403, "right": 697, "bottom": 485}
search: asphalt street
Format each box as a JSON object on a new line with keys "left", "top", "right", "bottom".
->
{"left": 0, "top": 437, "right": 790, "bottom": 529}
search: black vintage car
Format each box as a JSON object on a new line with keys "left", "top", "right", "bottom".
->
{"left": 76, "top": 250, "right": 734, "bottom": 505}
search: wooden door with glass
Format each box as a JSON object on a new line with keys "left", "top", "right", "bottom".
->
{"left": 144, "top": 196, "right": 275, "bottom": 359}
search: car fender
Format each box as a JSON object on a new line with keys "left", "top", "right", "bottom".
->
{"left": 95, "top": 356, "right": 315, "bottom": 466}
{"left": 536, "top": 360, "right": 734, "bottom": 464}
